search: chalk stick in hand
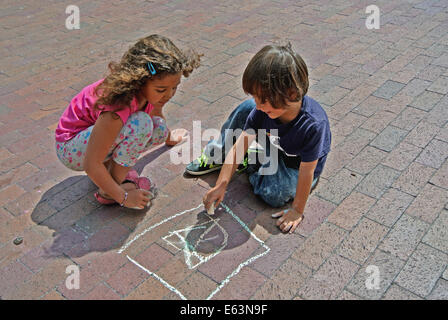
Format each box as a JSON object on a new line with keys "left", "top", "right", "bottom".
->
{"left": 207, "top": 202, "right": 215, "bottom": 215}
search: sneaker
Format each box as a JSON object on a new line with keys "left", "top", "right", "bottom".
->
{"left": 185, "top": 152, "right": 223, "bottom": 176}
{"left": 236, "top": 148, "right": 262, "bottom": 173}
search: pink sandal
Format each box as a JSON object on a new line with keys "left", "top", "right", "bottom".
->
{"left": 94, "top": 170, "right": 156, "bottom": 206}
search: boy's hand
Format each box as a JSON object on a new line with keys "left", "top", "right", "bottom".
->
{"left": 203, "top": 182, "right": 226, "bottom": 211}
{"left": 272, "top": 208, "right": 304, "bottom": 234}
{"left": 166, "top": 128, "right": 189, "bottom": 146}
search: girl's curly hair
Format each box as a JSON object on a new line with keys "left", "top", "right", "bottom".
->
{"left": 94, "top": 34, "right": 202, "bottom": 111}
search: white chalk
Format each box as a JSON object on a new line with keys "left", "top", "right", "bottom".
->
{"left": 207, "top": 202, "right": 215, "bottom": 215}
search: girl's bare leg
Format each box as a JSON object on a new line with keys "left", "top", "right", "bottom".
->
{"left": 98, "top": 159, "right": 136, "bottom": 198}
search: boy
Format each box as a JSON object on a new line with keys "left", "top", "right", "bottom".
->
{"left": 186, "top": 43, "right": 331, "bottom": 234}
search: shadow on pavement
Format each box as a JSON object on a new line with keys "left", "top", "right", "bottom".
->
{"left": 29, "top": 145, "right": 173, "bottom": 261}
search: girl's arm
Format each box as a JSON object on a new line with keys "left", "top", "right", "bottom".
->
{"left": 84, "top": 112, "right": 127, "bottom": 203}
{"left": 203, "top": 131, "right": 256, "bottom": 210}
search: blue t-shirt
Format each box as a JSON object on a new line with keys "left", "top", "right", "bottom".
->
{"left": 243, "top": 96, "right": 331, "bottom": 178}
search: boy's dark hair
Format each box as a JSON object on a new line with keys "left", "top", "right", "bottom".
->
{"left": 242, "top": 43, "right": 309, "bottom": 109}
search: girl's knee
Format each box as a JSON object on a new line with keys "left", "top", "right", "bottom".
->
{"left": 127, "top": 111, "right": 154, "bottom": 138}
{"left": 149, "top": 116, "right": 169, "bottom": 145}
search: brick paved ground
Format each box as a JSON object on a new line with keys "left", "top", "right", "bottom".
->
{"left": 1, "top": 0, "right": 447, "bottom": 300}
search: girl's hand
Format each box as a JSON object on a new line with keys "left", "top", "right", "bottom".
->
{"left": 272, "top": 208, "right": 304, "bottom": 234}
{"left": 166, "top": 128, "right": 189, "bottom": 146}
{"left": 124, "top": 189, "right": 152, "bottom": 209}
{"left": 203, "top": 182, "right": 226, "bottom": 212}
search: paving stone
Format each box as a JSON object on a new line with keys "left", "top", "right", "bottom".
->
{"left": 432, "top": 53, "right": 448, "bottom": 67}
{"left": 250, "top": 233, "right": 304, "bottom": 278}
{"left": 337, "top": 218, "right": 389, "bottom": 265}
{"left": 382, "top": 142, "right": 422, "bottom": 171}
{"left": 382, "top": 284, "right": 423, "bottom": 300}
{"left": 372, "top": 80, "right": 405, "bottom": 99}
{"left": 335, "top": 128, "right": 377, "bottom": 157}
{"left": 313, "top": 75, "right": 346, "bottom": 93}
{"left": 405, "top": 183, "right": 448, "bottom": 223}
{"left": 379, "top": 214, "right": 430, "bottom": 261}
{"left": 292, "top": 222, "right": 347, "bottom": 270}
{"left": 417, "top": 64, "right": 447, "bottom": 81}
{"left": 366, "top": 188, "right": 414, "bottom": 227}
{"left": 337, "top": 290, "right": 362, "bottom": 300}
{"left": 399, "top": 78, "right": 432, "bottom": 97}
{"left": 409, "top": 90, "right": 444, "bottom": 111}
{"left": 384, "top": 92, "right": 414, "bottom": 115}
{"left": 427, "top": 76, "right": 448, "bottom": 94}
{"left": 430, "top": 159, "right": 448, "bottom": 189}
{"left": 125, "top": 277, "right": 171, "bottom": 300}
{"left": 392, "top": 162, "right": 436, "bottom": 196}
{"left": 391, "top": 107, "right": 427, "bottom": 131}
{"left": 395, "top": 243, "right": 447, "bottom": 297}
{"left": 370, "top": 126, "right": 408, "bottom": 152}
{"left": 316, "top": 168, "right": 364, "bottom": 204}
{"left": 352, "top": 95, "right": 389, "bottom": 117}
{"left": 443, "top": 267, "right": 448, "bottom": 281}
{"left": 346, "top": 250, "right": 405, "bottom": 300}
{"left": 425, "top": 95, "right": 448, "bottom": 126}
{"left": 415, "top": 139, "right": 448, "bottom": 169}
{"left": 318, "top": 86, "right": 350, "bottom": 106}
{"left": 250, "top": 258, "right": 311, "bottom": 300}
{"left": 436, "top": 126, "right": 448, "bottom": 143}
{"left": 403, "top": 120, "right": 441, "bottom": 148}
{"left": 422, "top": 210, "right": 448, "bottom": 254}
{"left": 320, "top": 148, "right": 354, "bottom": 179}
{"left": 346, "top": 146, "right": 388, "bottom": 175}
{"left": 356, "top": 165, "right": 401, "bottom": 199}
{"left": 296, "top": 255, "right": 359, "bottom": 300}
{"left": 175, "top": 271, "right": 219, "bottom": 300}
{"left": 360, "top": 110, "right": 397, "bottom": 134}
{"left": 427, "top": 279, "right": 448, "bottom": 300}
{"left": 213, "top": 267, "right": 267, "bottom": 300}
{"left": 294, "top": 196, "right": 336, "bottom": 238}
{"left": 81, "top": 282, "right": 121, "bottom": 300}
{"left": 327, "top": 192, "right": 376, "bottom": 230}
{"left": 1, "top": 0, "right": 448, "bottom": 301}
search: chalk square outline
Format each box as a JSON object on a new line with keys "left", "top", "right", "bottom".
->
{"left": 118, "top": 202, "right": 270, "bottom": 300}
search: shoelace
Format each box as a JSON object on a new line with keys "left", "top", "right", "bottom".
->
{"left": 237, "top": 148, "right": 262, "bottom": 173}
{"left": 198, "top": 151, "right": 212, "bottom": 168}
{"left": 197, "top": 148, "right": 262, "bottom": 171}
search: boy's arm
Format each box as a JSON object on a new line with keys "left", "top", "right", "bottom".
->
{"left": 275, "top": 159, "right": 318, "bottom": 233}
{"left": 291, "top": 160, "right": 317, "bottom": 214}
{"left": 203, "top": 131, "right": 256, "bottom": 210}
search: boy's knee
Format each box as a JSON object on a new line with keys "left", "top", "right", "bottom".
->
{"left": 255, "top": 185, "right": 292, "bottom": 208}
{"left": 236, "top": 99, "right": 256, "bottom": 113}
{"left": 259, "top": 191, "right": 290, "bottom": 207}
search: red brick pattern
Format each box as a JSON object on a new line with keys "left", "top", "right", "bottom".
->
{"left": 1, "top": 0, "right": 447, "bottom": 300}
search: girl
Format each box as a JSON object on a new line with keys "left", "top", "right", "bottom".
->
{"left": 187, "top": 43, "right": 331, "bottom": 234}
{"left": 55, "top": 34, "right": 201, "bottom": 209}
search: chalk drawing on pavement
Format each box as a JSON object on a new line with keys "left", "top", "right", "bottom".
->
{"left": 118, "top": 202, "right": 271, "bottom": 300}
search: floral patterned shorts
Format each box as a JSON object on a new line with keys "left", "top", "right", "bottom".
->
{"left": 56, "top": 112, "right": 168, "bottom": 171}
